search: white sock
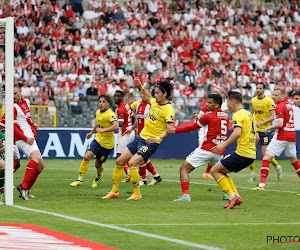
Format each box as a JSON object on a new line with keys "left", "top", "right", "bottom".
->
{"left": 228, "top": 193, "right": 235, "bottom": 200}
{"left": 259, "top": 183, "right": 265, "bottom": 188}
{"left": 78, "top": 177, "right": 83, "bottom": 181}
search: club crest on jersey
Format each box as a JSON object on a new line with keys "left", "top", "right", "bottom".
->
{"left": 277, "top": 112, "right": 282, "bottom": 117}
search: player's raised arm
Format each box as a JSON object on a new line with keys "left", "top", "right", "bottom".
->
{"left": 134, "top": 77, "right": 152, "bottom": 103}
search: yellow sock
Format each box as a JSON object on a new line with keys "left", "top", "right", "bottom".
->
{"left": 112, "top": 165, "right": 124, "bottom": 193}
{"left": 226, "top": 175, "right": 238, "bottom": 195}
{"left": 217, "top": 175, "right": 234, "bottom": 197}
{"left": 96, "top": 165, "right": 104, "bottom": 178}
{"left": 271, "top": 158, "right": 279, "bottom": 167}
{"left": 129, "top": 167, "right": 140, "bottom": 195}
{"left": 78, "top": 160, "right": 89, "bottom": 179}
{"left": 250, "top": 161, "right": 255, "bottom": 173}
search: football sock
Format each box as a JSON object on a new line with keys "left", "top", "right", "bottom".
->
{"left": 0, "top": 171, "right": 4, "bottom": 190}
{"left": 21, "top": 160, "right": 38, "bottom": 190}
{"left": 78, "top": 160, "right": 89, "bottom": 180}
{"left": 292, "top": 161, "right": 300, "bottom": 177}
{"left": 271, "top": 158, "right": 279, "bottom": 167}
{"left": 129, "top": 166, "right": 140, "bottom": 195}
{"left": 250, "top": 161, "right": 255, "bottom": 173}
{"left": 28, "top": 168, "right": 41, "bottom": 190}
{"left": 226, "top": 175, "right": 238, "bottom": 195}
{"left": 217, "top": 175, "right": 235, "bottom": 200}
{"left": 139, "top": 163, "right": 147, "bottom": 180}
{"left": 181, "top": 182, "right": 189, "bottom": 195}
{"left": 259, "top": 159, "right": 270, "bottom": 187}
{"left": 146, "top": 160, "right": 158, "bottom": 177}
{"left": 124, "top": 163, "right": 129, "bottom": 175}
{"left": 13, "top": 162, "right": 17, "bottom": 171}
{"left": 112, "top": 165, "right": 124, "bottom": 193}
{"left": 204, "top": 162, "right": 213, "bottom": 175}
{"left": 96, "top": 165, "right": 104, "bottom": 179}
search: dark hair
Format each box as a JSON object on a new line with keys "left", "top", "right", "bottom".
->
{"left": 98, "top": 94, "right": 110, "bottom": 102}
{"left": 256, "top": 82, "right": 265, "bottom": 89}
{"left": 208, "top": 94, "right": 222, "bottom": 108}
{"left": 114, "top": 90, "right": 124, "bottom": 97}
{"left": 292, "top": 90, "right": 300, "bottom": 97}
{"left": 226, "top": 90, "right": 242, "bottom": 104}
{"left": 156, "top": 79, "right": 174, "bottom": 98}
{"left": 273, "top": 87, "right": 285, "bottom": 95}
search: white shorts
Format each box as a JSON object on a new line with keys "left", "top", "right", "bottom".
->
{"left": 16, "top": 140, "right": 40, "bottom": 158}
{"left": 116, "top": 131, "right": 135, "bottom": 154}
{"left": 186, "top": 147, "right": 223, "bottom": 168}
{"left": 266, "top": 138, "right": 297, "bottom": 158}
{"left": 2, "top": 141, "right": 20, "bottom": 159}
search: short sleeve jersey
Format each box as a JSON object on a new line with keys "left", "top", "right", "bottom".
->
{"left": 197, "top": 109, "right": 229, "bottom": 154}
{"left": 275, "top": 100, "right": 296, "bottom": 142}
{"left": 131, "top": 100, "right": 151, "bottom": 134}
{"left": 116, "top": 101, "right": 133, "bottom": 134}
{"left": 140, "top": 98, "right": 175, "bottom": 144}
{"left": 251, "top": 96, "right": 275, "bottom": 132}
{"left": 95, "top": 108, "right": 117, "bottom": 149}
{"left": 232, "top": 109, "right": 257, "bottom": 159}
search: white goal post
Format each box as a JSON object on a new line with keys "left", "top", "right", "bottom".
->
{"left": 0, "top": 17, "right": 14, "bottom": 205}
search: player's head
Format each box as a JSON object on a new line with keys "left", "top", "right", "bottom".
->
{"left": 207, "top": 94, "right": 222, "bottom": 111}
{"left": 98, "top": 94, "right": 110, "bottom": 112}
{"left": 226, "top": 90, "right": 243, "bottom": 113}
{"left": 292, "top": 90, "right": 300, "bottom": 108}
{"left": 14, "top": 84, "right": 21, "bottom": 103}
{"left": 155, "top": 79, "right": 174, "bottom": 104}
{"left": 272, "top": 88, "right": 285, "bottom": 104}
{"left": 255, "top": 82, "right": 265, "bottom": 97}
{"left": 114, "top": 90, "right": 124, "bottom": 105}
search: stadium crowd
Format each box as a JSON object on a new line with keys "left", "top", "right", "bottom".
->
{"left": 0, "top": 0, "right": 300, "bottom": 120}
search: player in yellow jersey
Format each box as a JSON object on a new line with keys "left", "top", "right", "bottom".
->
{"left": 70, "top": 95, "right": 118, "bottom": 187}
{"left": 102, "top": 78, "right": 175, "bottom": 200}
{"left": 211, "top": 91, "right": 259, "bottom": 209}
{"left": 249, "top": 83, "right": 282, "bottom": 182}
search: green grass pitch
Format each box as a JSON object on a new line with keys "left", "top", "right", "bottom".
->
{"left": 1, "top": 159, "right": 300, "bottom": 249}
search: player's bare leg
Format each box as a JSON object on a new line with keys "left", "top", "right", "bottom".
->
{"left": 102, "top": 148, "right": 133, "bottom": 199}
{"left": 173, "top": 161, "right": 194, "bottom": 202}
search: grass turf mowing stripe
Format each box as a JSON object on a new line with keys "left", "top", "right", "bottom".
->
{"left": 12, "top": 205, "right": 224, "bottom": 250}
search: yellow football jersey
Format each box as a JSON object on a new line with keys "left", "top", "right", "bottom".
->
{"left": 251, "top": 96, "right": 275, "bottom": 132}
{"left": 130, "top": 100, "right": 140, "bottom": 111}
{"left": 140, "top": 98, "right": 175, "bottom": 144}
{"left": 95, "top": 108, "right": 117, "bottom": 149}
{"left": 232, "top": 109, "right": 257, "bottom": 159}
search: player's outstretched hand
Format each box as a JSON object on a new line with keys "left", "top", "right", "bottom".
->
{"left": 211, "top": 143, "right": 225, "bottom": 154}
{"left": 87, "top": 132, "right": 93, "bottom": 139}
{"left": 264, "top": 127, "right": 269, "bottom": 134}
{"left": 193, "top": 112, "right": 199, "bottom": 121}
{"left": 122, "top": 126, "right": 133, "bottom": 136}
{"left": 34, "top": 123, "right": 39, "bottom": 130}
{"left": 167, "top": 127, "right": 176, "bottom": 134}
{"left": 146, "top": 137, "right": 157, "bottom": 144}
{"left": 134, "top": 77, "right": 143, "bottom": 88}
{"left": 26, "top": 137, "right": 35, "bottom": 145}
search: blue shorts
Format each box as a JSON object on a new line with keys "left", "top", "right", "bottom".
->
{"left": 87, "top": 139, "right": 113, "bottom": 163}
{"left": 127, "top": 135, "right": 159, "bottom": 162}
{"left": 258, "top": 131, "right": 271, "bottom": 146}
{"left": 220, "top": 152, "right": 255, "bottom": 173}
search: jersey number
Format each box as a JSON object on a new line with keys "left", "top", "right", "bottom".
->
{"left": 289, "top": 110, "right": 293, "bottom": 123}
{"left": 221, "top": 120, "right": 227, "bottom": 135}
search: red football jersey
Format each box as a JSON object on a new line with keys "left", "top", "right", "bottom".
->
{"left": 197, "top": 109, "right": 229, "bottom": 154}
{"left": 134, "top": 101, "right": 151, "bottom": 134}
{"left": 116, "top": 101, "right": 133, "bottom": 134}
{"left": 274, "top": 100, "right": 296, "bottom": 142}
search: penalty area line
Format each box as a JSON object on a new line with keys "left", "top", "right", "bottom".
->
{"left": 164, "top": 179, "right": 298, "bottom": 194}
{"left": 12, "top": 205, "right": 224, "bottom": 250}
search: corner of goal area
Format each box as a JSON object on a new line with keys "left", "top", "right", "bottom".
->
{"left": 0, "top": 223, "right": 117, "bottom": 250}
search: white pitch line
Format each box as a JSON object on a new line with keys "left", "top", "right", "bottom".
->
{"left": 12, "top": 205, "right": 224, "bottom": 250}
{"left": 114, "top": 222, "right": 300, "bottom": 226}
{"left": 164, "top": 179, "right": 299, "bottom": 194}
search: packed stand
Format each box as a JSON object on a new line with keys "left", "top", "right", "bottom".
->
{"left": 0, "top": 0, "right": 300, "bottom": 125}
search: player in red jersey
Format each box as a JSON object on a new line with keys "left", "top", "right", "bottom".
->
{"left": 253, "top": 88, "right": 300, "bottom": 190}
{"left": 13, "top": 85, "right": 44, "bottom": 200}
{"left": 114, "top": 90, "right": 135, "bottom": 177}
{"left": 168, "top": 94, "right": 229, "bottom": 201}
{"left": 124, "top": 89, "right": 162, "bottom": 186}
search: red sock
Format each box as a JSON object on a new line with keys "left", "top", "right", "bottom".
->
{"left": 181, "top": 182, "right": 189, "bottom": 195}
{"left": 139, "top": 163, "right": 147, "bottom": 180}
{"left": 13, "top": 162, "right": 17, "bottom": 171}
{"left": 292, "top": 161, "right": 300, "bottom": 177}
{"left": 146, "top": 160, "right": 157, "bottom": 176}
{"left": 205, "top": 163, "right": 213, "bottom": 174}
{"left": 260, "top": 160, "right": 270, "bottom": 185}
{"left": 124, "top": 163, "right": 129, "bottom": 175}
{"left": 21, "top": 160, "right": 38, "bottom": 190}
{"left": 28, "top": 169, "right": 41, "bottom": 190}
